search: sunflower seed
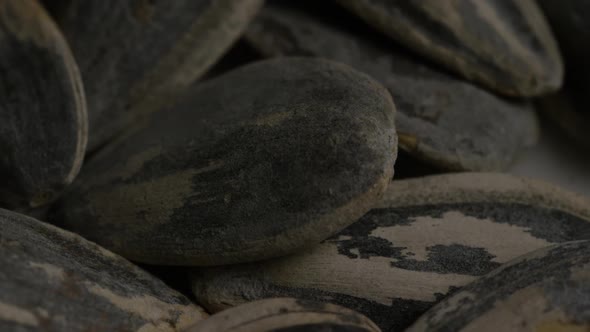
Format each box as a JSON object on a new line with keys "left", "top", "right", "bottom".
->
{"left": 53, "top": 57, "right": 398, "bottom": 266}
{"left": 190, "top": 173, "right": 590, "bottom": 331}
{"left": 0, "top": 0, "right": 87, "bottom": 209}
{"left": 0, "top": 208, "right": 207, "bottom": 331}
{"left": 245, "top": 1, "right": 538, "bottom": 171}
{"left": 47, "top": 0, "right": 263, "bottom": 152}
{"left": 335, "top": 0, "right": 563, "bottom": 96}
{"left": 406, "top": 240, "right": 590, "bottom": 332}
{"left": 183, "top": 298, "right": 380, "bottom": 332}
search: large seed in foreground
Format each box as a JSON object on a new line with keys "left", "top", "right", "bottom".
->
{"left": 246, "top": 2, "right": 538, "bottom": 171}
{"left": 54, "top": 58, "right": 398, "bottom": 266}
{"left": 406, "top": 240, "right": 590, "bottom": 332}
{"left": 46, "top": 0, "right": 263, "bottom": 152}
{"left": 183, "top": 298, "right": 381, "bottom": 332}
{"left": 0, "top": 0, "right": 87, "bottom": 209}
{"left": 0, "top": 208, "right": 207, "bottom": 331}
{"left": 190, "top": 173, "right": 590, "bottom": 332}
{"left": 335, "top": 0, "right": 563, "bottom": 97}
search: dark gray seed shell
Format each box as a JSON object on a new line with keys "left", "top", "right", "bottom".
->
{"left": 406, "top": 240, "right": 590, "bottom": 332}
{"left": 54, "top": 57, "right": 398, "bottom": 266}
{"left": 335, "top": 0, "right": 563, "bottom": 97}
{"left": 190, "top": 173, "right": 590, "bottom": 332}
{"left": 47, "top": 0, "right": 263, "bottom": 152}
{"left": 0, "top": 208, "right": 206, "bottom": 331}
{"left": 183, "top": 298, "right": 381, "bottom": 332}
{"left": 0, "top": 0, "right": 87, "bottom": 209}
{"left": 245, "top": 2, "right": 538, "bottom": 171}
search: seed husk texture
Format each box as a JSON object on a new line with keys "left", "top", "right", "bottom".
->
{"left": 183, "top": 298, "right": 381, "bottom": 332}
{"left": 0, "top": 0, "right": 87, "bottom": 209}
{"left": 245, "top": 1, "right": 538, "bottom": 171}
{"left": 1, "top": 1, "right": 588, "bottom": 331}
{"left": 47, "top": 0, "right": 264, "bottom": 152}
{"left": 406, "top": 240, "right": 590, "bottom": 332}
{"left": 0, "top": 208, "right": 207, "bottom": 331}
{"left": 54, "top": 57, "right": 398, "bottom": 266}
{"left": 335, "top": 0, "right": 563, "bottom": 96}
{"left": 190, "top": 173, "right": 590, "bottom": 332}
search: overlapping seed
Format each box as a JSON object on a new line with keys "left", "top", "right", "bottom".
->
{"left": 245, "top": 1, "right": 539, "bottom": 171}
{"left": 406, "top": 240, "right": 590, "bottom": 332}
{"left": 0, "top": 1, "right": 588, "bottom": 331}
{"left": 46, "top": 0, "right": 264, "bottom": 151}
{"left": 53, "top": 58, "right": 397, "bottom": 266}
{"left": 0, "top": 0, "right": 86, "bottom": 209}
{"left": 183, "top": 298, "right": 381, "bottom": 332}
{"left": 190, "top": 173, "right": 590, "bottom": 331}
{"left": 0, "top": 208, "right": 207, "bottom": 331}
{"left": 335, "top": 0, "right": 563, "bottom": 96}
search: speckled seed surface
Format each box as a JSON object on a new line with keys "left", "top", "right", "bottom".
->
{"left": 54, "top": 57, "right": 398, "bottom": 266}
{"left": 190, "top": 173, "right": 590, "bottom": 332}
{"left": 184, "top": 298, "right": 381, "bottom": 332}
{"left": 46, "top": 0, "right": 263, "bottom": 152}
{"left": 406, "top": 240, "right": 590, "bottom": 332}
{"left": 0, "top": 208, "right": 207, "bottom": 331}
{"left": 245, "top": 1, "right": 539, "bottom": 171}
{"left": 335, "top": 0, "right": 563, "bottom": 97}
{"left": 0, "top": 0, "right": 87, "bottom": 209}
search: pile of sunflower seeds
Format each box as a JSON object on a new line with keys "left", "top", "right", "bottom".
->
{"left": 1, "top": 0, "right": 588, "bottom": 331}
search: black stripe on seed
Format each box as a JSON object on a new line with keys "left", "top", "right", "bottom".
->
{"left": 331, "top": 202, "right": 590, "bottom": 275}
{"left": 394, "top": 244, "right": 501, "bottom": 275}
{"left": 420, "top": 241, "right": 590, "bottom": 330}
{"left": 370, "top": 0, "right": 507, "bottom": 80}
{"left": 493, "top": 0, "right": 546, "bottom": 55}
{"left": 336, "top": 202, "right": 590, "bottom": 244}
